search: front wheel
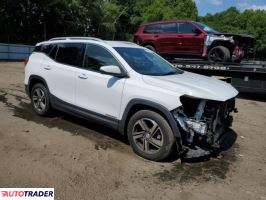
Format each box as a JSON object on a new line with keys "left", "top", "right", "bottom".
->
{"left": 127, "top": 110, "right": 175, "bottom": 161}
{"left": 208, "top": 46, "right": 231, "bottom": 63}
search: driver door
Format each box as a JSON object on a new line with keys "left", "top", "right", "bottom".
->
{"left": 177, "top": 22, "right": 204, "bottom": 55}
{"left": 75, "top": 44, "right": 126, "bottom": 119}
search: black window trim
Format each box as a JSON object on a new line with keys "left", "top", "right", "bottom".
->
{"left": 81, "top": 43, "right": 128, "bottom": 76}
{"left": 143, "top": 24, "right": 162, "bottom": 34}
{"left": 177, "top": 22, "right": 196, "bottom": 34}
{"left": 33, "top": 43, "right": 56, "bottom": 59}
{"left": 160, "top": 22, "right": 178, "bottom": 34}
{"left": 33, "top": 42, "right": 128, "bottom": 76}
{"left": 49, "top": 44, "right": 58, "bottom": 60}
{"left": 33, "top": 42, "right": 85, "bottom": 68}
{"left": 55, "top": 42, "right": 85, "bottom": 68}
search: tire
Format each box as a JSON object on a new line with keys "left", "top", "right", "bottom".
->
{"left": 144, "top": 45, "right": 156, "bottom": 52}
{"left": 127, "top": 110, "right": 175, "bottom": 161}
{"left": 208, "top": 46, "right": 231, "bottom": 63}
{"left": 31, "top": 83, "right": 52, "bottom": 116}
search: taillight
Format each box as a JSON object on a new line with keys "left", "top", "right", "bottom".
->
{"left": 24, "top": 57, "right": 29, "bottom": 66}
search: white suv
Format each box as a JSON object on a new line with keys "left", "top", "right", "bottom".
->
{"left": 24, "top": 37, "right": 238, "bottom": 161}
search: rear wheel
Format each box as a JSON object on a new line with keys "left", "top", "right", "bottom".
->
{"left": 127, "top": 110, "right": 175, "bottom": 161}
{"left": 144, "top": 44, "right": 156, "bottom": 52}
{"left": 31, "top": 83, "right": 52, "bottom": 116}
{"left": 208, "top": 46, "right": 231, "bottom": 63}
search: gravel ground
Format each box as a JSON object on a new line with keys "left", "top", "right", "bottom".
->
{"left": 0, "top": 62, "right": 266, "bottom": 200}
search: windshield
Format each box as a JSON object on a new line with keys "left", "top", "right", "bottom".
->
{"left": 195, "top": 22, "right": 219, "bottom": 34}
{"left": 114, "top": 47, "right": 183, "bottom": 76}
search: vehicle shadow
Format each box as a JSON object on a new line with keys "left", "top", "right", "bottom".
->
{"left": 1, "top": 90, "right": 131, "bottom": 151}
{"left": 55, "top": 111, "right": 129, "bottom": 145}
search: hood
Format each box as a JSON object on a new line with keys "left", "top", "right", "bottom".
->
{"left": 214, "top": 32, "right": 254, "bottom": 39}
{"left": 142, "top": 72, "right": 238, "bottom": 102}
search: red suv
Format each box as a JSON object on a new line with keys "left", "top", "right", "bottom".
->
{"left": 134, "top": 20, "right": 255, "bottom": 62}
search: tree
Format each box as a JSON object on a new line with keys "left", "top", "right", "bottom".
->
{"left": 131, "top": 0, "right": 198, "bottom": 24}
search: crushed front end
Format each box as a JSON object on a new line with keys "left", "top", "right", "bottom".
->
{"left": 173, "top": 96, "right": 237, "bottom": 155}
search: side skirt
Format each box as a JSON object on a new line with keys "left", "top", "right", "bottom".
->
{"left": 50, "top": 94, "right": 119, "bottom": 130}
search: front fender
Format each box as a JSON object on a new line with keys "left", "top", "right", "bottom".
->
{"left": 118, "top": 99, "right": 181, "bottom": 138}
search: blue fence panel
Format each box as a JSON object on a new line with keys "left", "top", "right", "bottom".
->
{"left": 0, "top": 43, "right": 35, "bottom": 60}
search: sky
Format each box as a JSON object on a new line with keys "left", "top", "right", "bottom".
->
{"left": 194, "top": 0, "right": 266, "bottom": 16}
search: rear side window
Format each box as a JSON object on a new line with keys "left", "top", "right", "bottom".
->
{"left": 161, "top": 23, "right": 178, "bottom": 34}
{"left": 33, "top": 44, "right": 55, "bottom": 58}
{"left": 178, "top": 23, "right": 195, "bottom": 34}
{"left": 33, "top": 45, "right": 42, "bottom": 52}
{"left": 42, "top": 44, "right": 54, "bottom": 54}
{"left": 83, "top": 44, "right": 120, "bottom": 72}
{"left": 143, "top": 24, "right": 161, "bottom": 34}
{"left": 55, "top": 43, "right": 85, "bottom": 67}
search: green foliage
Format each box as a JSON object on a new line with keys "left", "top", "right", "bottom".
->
{"left": 201, "top": 7, "right": 266, "bottom": 58}
{"left": 131, "top": 0, "right": 197, "bottom": 24}
{"left": 0, "top": 1, "right": 265, "bottom": 59}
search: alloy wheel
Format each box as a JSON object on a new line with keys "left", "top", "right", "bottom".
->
{"left": 132, "top": 118, "right": 163, "bottom": 154}
{"left": 32, "top": 88, "right": 46, "bottom": 112}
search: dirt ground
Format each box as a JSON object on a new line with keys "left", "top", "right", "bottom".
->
{"left": 0, "top": 62, "right": 266, "bottom": 200}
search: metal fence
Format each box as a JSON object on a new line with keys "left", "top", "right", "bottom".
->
{"left": 0, "top": 43, "right": 34, "bottom": 60}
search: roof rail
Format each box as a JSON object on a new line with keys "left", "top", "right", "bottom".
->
{"left": 49, "top": 37, "right": 102, "bottom": 42}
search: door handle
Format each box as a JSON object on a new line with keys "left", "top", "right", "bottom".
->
{"left": 154, "top": 35, "right": 159, "bottom": 37}
{"left": 178, "top": 42, "right": 183, "bottom": 45}
{"left": 78, "top": 74, "right": 88, "bottom": 79}
{"left": 44, "top": 66, "right": 51, "bottom": 70}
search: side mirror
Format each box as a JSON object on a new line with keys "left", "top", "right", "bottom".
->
{"left": 193, "top": 28, "right": 202, "bottom": 35}
{"left": 100, "top": 65, "right": 127, "bottom": 78}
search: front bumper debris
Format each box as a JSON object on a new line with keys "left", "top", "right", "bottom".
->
{"left": 173, "top": 96, "right": 237, "bottom": 153}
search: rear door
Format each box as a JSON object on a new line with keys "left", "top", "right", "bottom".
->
{"left": 42, "top": 42, "right": 85, "bottom": 104}
{"left": 177, "top": 22, "right": 204, "bottom": 55}
{"left": 156, "top": 22, "right": 179, "bottom": 54}
{"left": 142, "top": 24, "right": 162, "bottom": 51}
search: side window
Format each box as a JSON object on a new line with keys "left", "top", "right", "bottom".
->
{"left": 178, "top": 23, "right": 195, "bottom": 34}
{"left": 143, "top": 24, "right": 161, "bottom": 34}
{"left": 83, "top": 44, "right": 120, "bottom": 72}
{"left": 55, "top": 43, "right": 85, "bottom": 67}
{"left": 161, "top": 23, "right": 178, "bottom": 34}
{"left": 42, "top": 44, "right": 54, "bottom": 55}
{"left": 33, "top": 45, "right": 42, "bottom": 52}
{"left": 33, "top": 44, "right": 56, "bottom": 59}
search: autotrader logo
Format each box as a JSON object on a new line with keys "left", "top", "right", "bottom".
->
{"left": 0, "top": 188, "right": 54, "bottom": 200}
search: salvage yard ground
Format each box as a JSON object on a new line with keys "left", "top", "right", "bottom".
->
{"left": 0, "top": 62, "right": 266, "bottom": 200}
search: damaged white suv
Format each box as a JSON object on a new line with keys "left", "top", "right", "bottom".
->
{"left": 25, "top": 37, "right": 238, "bottom": 161}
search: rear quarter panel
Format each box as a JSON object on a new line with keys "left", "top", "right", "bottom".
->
{"left": 24, "top": 53, "right": 45, "bottom": 86}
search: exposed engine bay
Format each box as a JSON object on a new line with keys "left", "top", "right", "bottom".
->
{"left": 173, "top": 96, "right": 237, "bottom": 152}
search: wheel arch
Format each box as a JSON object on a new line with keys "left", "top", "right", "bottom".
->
{"left": 27, "top": 75, "right": 49, "bottom": 97}
{"left": 118, "top": 99, "right": 181, "bottom": 138}
{"left": 208, "top": 40, "right": 234, "bottom": 52}
{"left": 141, "top": 42, "right": 156, "bottom": 50}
